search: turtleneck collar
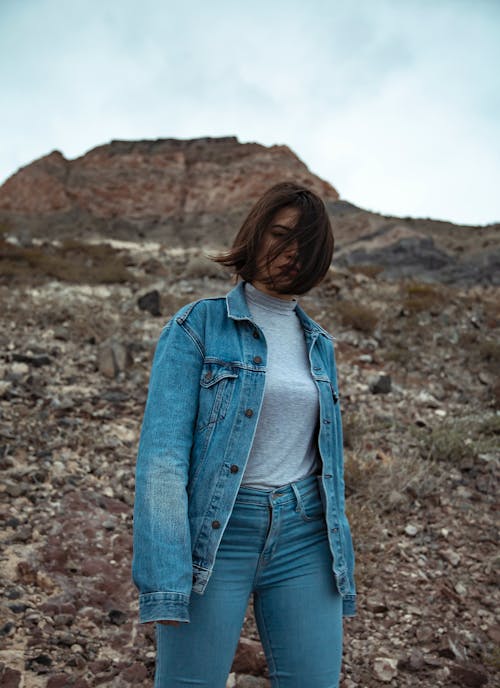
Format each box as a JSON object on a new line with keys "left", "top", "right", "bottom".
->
{"left": 244, "top": 281, "right": 297, "bottom": 315}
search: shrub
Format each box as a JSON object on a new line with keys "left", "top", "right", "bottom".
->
{"left": 410, "top": 415, "right": 499, "bottom": 464}
{"left": 334, "top": 300, "right": 379, "bottom": 334}
{"left": 402, "top": 281, "right": 446, "bottom": 314}
{"left": 0, "top": 238, "right": 134, "bottom": 284}
{"left": 479, "top": 340, "right": 500, "bottom": 366}
{"left": 347, "top": 264, "right": 385, "bottom": 279}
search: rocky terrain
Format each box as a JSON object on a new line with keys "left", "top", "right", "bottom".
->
{"left": 0, "top": 240, "right": 498, "bottom": 687}
{"left": 0, "top": 137, "right": 499, "bottom": 686}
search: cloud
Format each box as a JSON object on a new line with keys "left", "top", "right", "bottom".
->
{"left": 0, "top": 0, "right": 498, "bottom": 224}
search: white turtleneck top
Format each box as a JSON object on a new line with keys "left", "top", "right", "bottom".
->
{"left": 240, "top": 281, "right": 321, "bottom": 489}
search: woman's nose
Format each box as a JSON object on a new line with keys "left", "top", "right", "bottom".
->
{"left": 285, "top": 242, "right": 299, "bottom": 261}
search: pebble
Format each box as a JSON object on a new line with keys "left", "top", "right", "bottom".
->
{"left": 373, "top": 656, "right": 398, "bottom": 681}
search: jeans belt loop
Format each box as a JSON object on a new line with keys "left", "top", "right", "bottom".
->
{"left": 290, "top": 482, "right": 303, "bottom": 513}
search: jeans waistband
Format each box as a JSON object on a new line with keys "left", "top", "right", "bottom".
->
{"left": 235, "top": 472, "right": 321, "bottom": 507}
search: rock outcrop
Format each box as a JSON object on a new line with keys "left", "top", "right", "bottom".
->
{"left": 0, "top": 137, "right": 338, "bottom": 245}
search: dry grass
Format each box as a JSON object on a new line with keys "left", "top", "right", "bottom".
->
{"left": 479, "top": 339, "right": 500, "bottom": 366}
{"left": 382, "top": 344, "right": 412, "bottom": 365}
{"left": 344, "top": 449, "right": 448, "bottom": 588}
{"left": 409, "top": 414, "right": 499, "bottom": 464}
{"left": 484, "top": 299, "right": 500, "bottom": 328}
{"left": 346, "top": 264, "right": 385, "bottom": 279}
{"left": 402, "top": 280, "right": 447, "bottom": 314}
{"left": 0, "top": 238, "right": 135, "bottom": 284}
{"left": 334, "top": 300, "right": 379, "bottom": 334}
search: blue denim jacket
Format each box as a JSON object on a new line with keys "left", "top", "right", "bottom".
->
{"left": 132, "top": 279, "right": 357, "bottom": 623}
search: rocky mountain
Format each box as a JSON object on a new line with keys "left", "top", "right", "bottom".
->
{"left": 0, "top": 137, "right": 337, "bottom": 246}
{"left": 1, "top": 136, "right": 499, "bottom": 286}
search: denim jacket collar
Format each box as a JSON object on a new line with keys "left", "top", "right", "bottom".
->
{"left": 225, "top": 280, "right": 334, "bottom": 341}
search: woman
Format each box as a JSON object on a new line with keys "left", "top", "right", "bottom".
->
{"left": 132, "top": 181, "right": 357, "bottom": 688}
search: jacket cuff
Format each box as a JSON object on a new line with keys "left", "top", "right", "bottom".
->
{"left": 342, "top": 595, "right": 356, "bottom": 617}
{"left": 138, "top": 592, "right": 191, "bottom": 624}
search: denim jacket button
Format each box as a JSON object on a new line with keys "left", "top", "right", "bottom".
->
{"left": 230, "top": 464, "right": 239, "bottom": 473}
{"left": 205, "top": 371, "right": 212, "bottom": 380}
{"left": 212, "top": 520, "right": 221, "bottom": 529}
{"left": 245, "top": 409, "right": 254, "bottom": 417}
{"left": 253, "top": 355, "right": 262, "bottom": 364}
{"left": 253, "top": 331, "right": 259, "bottom": 339}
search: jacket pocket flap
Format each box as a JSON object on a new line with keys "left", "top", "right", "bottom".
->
{"left": 200, "top": 363, "right": 239, "bottom": 388}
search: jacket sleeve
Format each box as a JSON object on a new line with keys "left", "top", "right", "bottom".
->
{"left": 330, "top": 340, "right": 357, "bottom": 618}
{"left": 131, "top": 316, "right": 203, "bottom": 623}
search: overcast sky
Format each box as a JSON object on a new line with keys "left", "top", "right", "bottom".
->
{"left": 1, "top": 0, "right": 499, "bottom": 225}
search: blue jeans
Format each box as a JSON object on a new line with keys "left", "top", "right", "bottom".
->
{"left": 155, "top": 473, "right": 343, "bottom": 687}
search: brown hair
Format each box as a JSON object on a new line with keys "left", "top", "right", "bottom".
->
{"left": 207, "top": 181, "right": 334, "bottom": 295}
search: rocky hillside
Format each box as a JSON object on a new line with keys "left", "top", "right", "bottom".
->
{"left": 0, "top": 239, "right": 498, "bottom": 687}
{"left": 0, "top": 138, "right": 499, "bottom": 686}
{"left": 1, "top": 136, "right": 499, "bottom": 285}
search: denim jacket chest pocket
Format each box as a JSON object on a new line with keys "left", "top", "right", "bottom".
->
{"left": 196, "top": 362, "right": 239, "bottom": 431}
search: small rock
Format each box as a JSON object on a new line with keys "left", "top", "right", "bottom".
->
{"left": 5, "top": 481, "right": 27, "bottom": 498}
{"left": 408, "top": 648, "right": 424, "bottom": 671}
{"left": 440, "top": 549, "right": 461, "bottom": 567}
{"left": 416, "top": 391, "right": 441, "bottom": 408}
{"left": 235, "top": 676, "right": 270, "bottom": 688}
{"left": 0, "top": 664, "right": 22, "bottom": 688}
{"left": 46, "top": 674, "right": 73, "bottom": 688}
{"left": 231, "top": 636, "right": 267, "bottom": 676}
{"left": 449, "top": 664, "right": 488, "bottom": 686}
{"left": 26, "top": 653, "right": 52, "bottom": 673}
{"left": 413, "top": 415, "right": 428, "bottom": 427}
{"left": 478, "top": 370, "right": 495, "bottom": 385}
{"left": 486, "top": 624, "right": 500, "bottom": 644}
{"left": 8, "top": 603, "right": 28, "bottom": 613}
{"left": 53, "top": 614, "right": 74, "bottom": 627}
{"left": 0, "top": 380, "right": 12, "bottom": 396}
{"left": 0, "top": 622, "right": 16, "bottom": 637}
{"left": 9, "top": 362, "right": 29, "bottom": 378}
{"left": 138, "top": 290, "right": 161, "bottom": 316}
{"left": 98, "top": 340, "right": 133, "bottom": 378}
{"left": 368, "top": 374, "right": 392, "bottom": 394}
{"left": 121, "top": 662, "right": 148, "bottom": 682}
{"left": 405, "top": 524, "right": 418, "bottom": 536}
{"left": 366, "top": 599, "right": 388, "bottom": 614}
{"left": 373, "top": 656, "right": 398, "bottom": 682}
{"left": 108, "top": 609, "right": 127, "bottom": 625}
{"left": 423, "top": 654, "right": 442, "bottom": 667}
